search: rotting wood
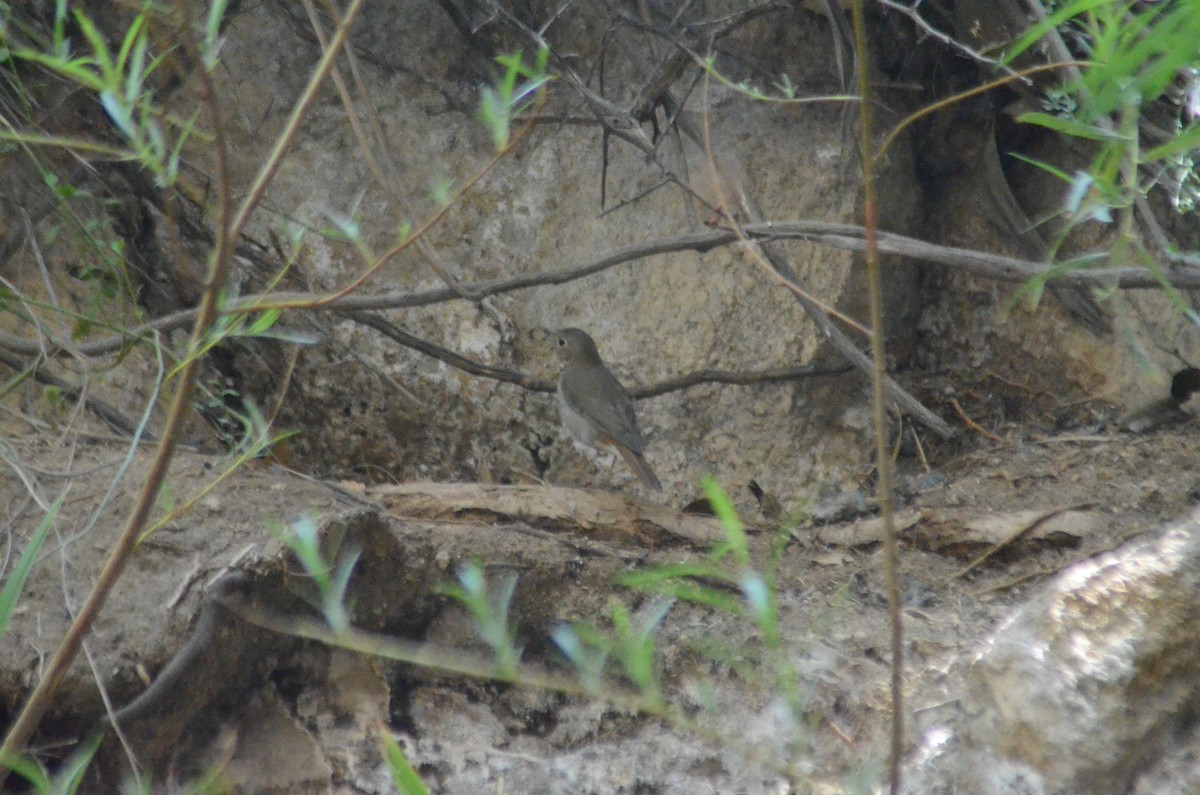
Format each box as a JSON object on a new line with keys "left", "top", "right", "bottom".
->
{"left": 371, "top": 482, "right": 726, "bottom": 548}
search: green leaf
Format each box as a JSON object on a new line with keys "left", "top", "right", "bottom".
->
{"left": 52, "top": 0, "right": 69, "bottom": 51}
{"left": 324, "top": 549, "right": 360, "bottom": 633}
{"left": 0, "top": 751, "right": 52, "bottom": 791}
{"left": 551, "top": 624, "right": 608, "bottom": 692}
{"left": 1006, "top": 152, "right": 1072, "bottom": 183}
{"left": 702, "top": 477, "right": 748, "bottom": 567}
{"left": 618, "top": 565, "right": 744, "bottom": 612}
{"left": 124, "top": 31, "right": 150, "bottom": 116}
{"left": 476, "top": 48, "right": 552, "bottom": 152}
{"left": 72, "top": 9, "right": 115, "bottom": 83}
{"left": 773, "top": 73, "right": 796, "bottom": 99}
{"left": 275, "top": 515, "right": 329, "bottom": 587}
{"left": 441, "top": 561, "right": 520, "bottom": 676}
{"left": 740, "top": 572, "right": 777, "bottom": 644}
{"left": 0, "top": 494, "right": 64, "bottom": 640}
{"left": 99, "top": 90, "right": 136, "bottom": 139}
{"left": 1016, "top": 111, "right": 1126, "bottom": 141}
{"left": 477, "top": 87, "right": 508, "bottom": 150}
{"left": 1001, "top": 0, "right": 1112, "bottom": 66}
{"left": 379, "top": 730, "right": 431, "bottom": 795}
{"left": 611, "top": 598, "right": 671, "bottom": 697}
{"left": 250, "top": 326, "right": 323, "bottom": 346}
{"left": 144, "top": 116, "right": 166, "bottom": 161}
{"left": 116, "top": 13, "right": 148, "bottom": 88}
{"left": 618, "top": 562, "right": 732, "bottom": 585}
{"left": 204, "top": 0, "right": 231, "bottom": 69}
{"left": 1143, "top": 124, "right": 1200, "bottom": 163}
{"left": 12, "top": 50, "right": 105, "bottom": 91}
{"left": 52, "top": 731, "right": 102, "bottom": 795}
{"left": 244, "top": 308, "right": 282, "bottom": 336}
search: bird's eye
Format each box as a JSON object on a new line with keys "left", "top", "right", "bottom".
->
{"left": 557, "top": 338, "right": 565, "bottom": 347}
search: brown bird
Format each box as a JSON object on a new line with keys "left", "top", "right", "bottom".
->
{"left": 552, "top": 328, "right": 662, "bottom": 490}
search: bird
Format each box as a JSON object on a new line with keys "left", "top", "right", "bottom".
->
{"left": 552, "top": 328, "right": 662, "bottom": 491}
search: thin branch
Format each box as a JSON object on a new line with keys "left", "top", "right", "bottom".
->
{"left": 876, "top": 0, "right": 1026, "bottom": 80}
{"left": 949, "top": 398, "right": 1003, "bottom": 443}
{"left": 224, "top": 2, "right": 360, "bottom": 246}
{"left": 345, "top": 311, "right": 850, "bottom": 396}
{"left": 633, "top": 363, "right": 852, "bottom": 398}
{"left": 946, "top": 504, "right": 1088, "bottom": 582}
{"left": 693, "top": 87, "right": 957, "bottom": 443}
{"left": 344, "top": 312, "right": 544, "bottom": 390}
{"left": 307, "top": 0, "right": 479, "bottom": 301}
{"left": 849, "top": 3, "right": 903, "bottom": 791}
{"left": 5, "top": 221, "right": 1196, "bottom": 361}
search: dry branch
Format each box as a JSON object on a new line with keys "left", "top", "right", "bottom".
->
{"left": 4, "top": 221, "right": 1196, "bottom": 362}
{"left": 815, "top": 506, "right": 1099, "bottom": 557}
{"left": 947, "top": 505, "right": 1095, "bottom": 581}
{"left": 731, "top": 198, "right": 956, "bottom": 437}
{"left": 372, "top": 482, "right": 726, "bottom": 548}
{"left": 345, "top": 310, "right": 847, "bottom": 396}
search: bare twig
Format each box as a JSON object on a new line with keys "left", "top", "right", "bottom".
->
{"left": 633, "top": 362, "right": 852, "bottom": 398}
{"left": 724, "top": 198, "right": 957, "bottom": 437}
{"left": 949, "top": 398, "right": 1003, "bottom": 443}
{"left": 307, "top": 0, "right": 480, "bottom": 301}
{"left": 344, "top": 311, "right": 544, "bottom": 390}
{"left": 848, "top": 4, "right": 903, "bottom": 790}
{"left": 877, "top": 0, "right": 1027, "bottom": 80}
{"left": 5, "top": 221, "right": 1194, "bottom": 361}
{"left": 970, "top": 565, "right": 1062, "bottom": 596}
{"left": 346, "top": 310, "right": 850, "bottom": 396}
{"left": 948, "top": 504, "right": 1093, "bottom": 582}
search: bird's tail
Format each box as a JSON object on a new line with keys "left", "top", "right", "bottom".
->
{"left": 618, "top": 446, "right": 662, "bottom": 491}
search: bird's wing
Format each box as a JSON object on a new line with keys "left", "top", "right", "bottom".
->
{"left": 560, "top": 365, "right": 646, "bottom": 454}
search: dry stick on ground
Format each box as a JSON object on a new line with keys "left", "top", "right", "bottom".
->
{"left": 970, "top": 564, "right": 1071, "bottom": 597}
{"left": 375, "top": 482, "right": 725, "bottom": 547}
{"left": 949, "top": 398, "right": 1003, "bottom": 443}
{"left": 7, "top": 221, "right": 1193, "bottom": 361}
{"left": 947, "top": 504, "right": 1093, "bottom": 583}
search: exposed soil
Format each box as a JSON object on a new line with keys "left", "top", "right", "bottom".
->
{"left": 2, "top": 389, "right": 1197, "bottom": 792}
